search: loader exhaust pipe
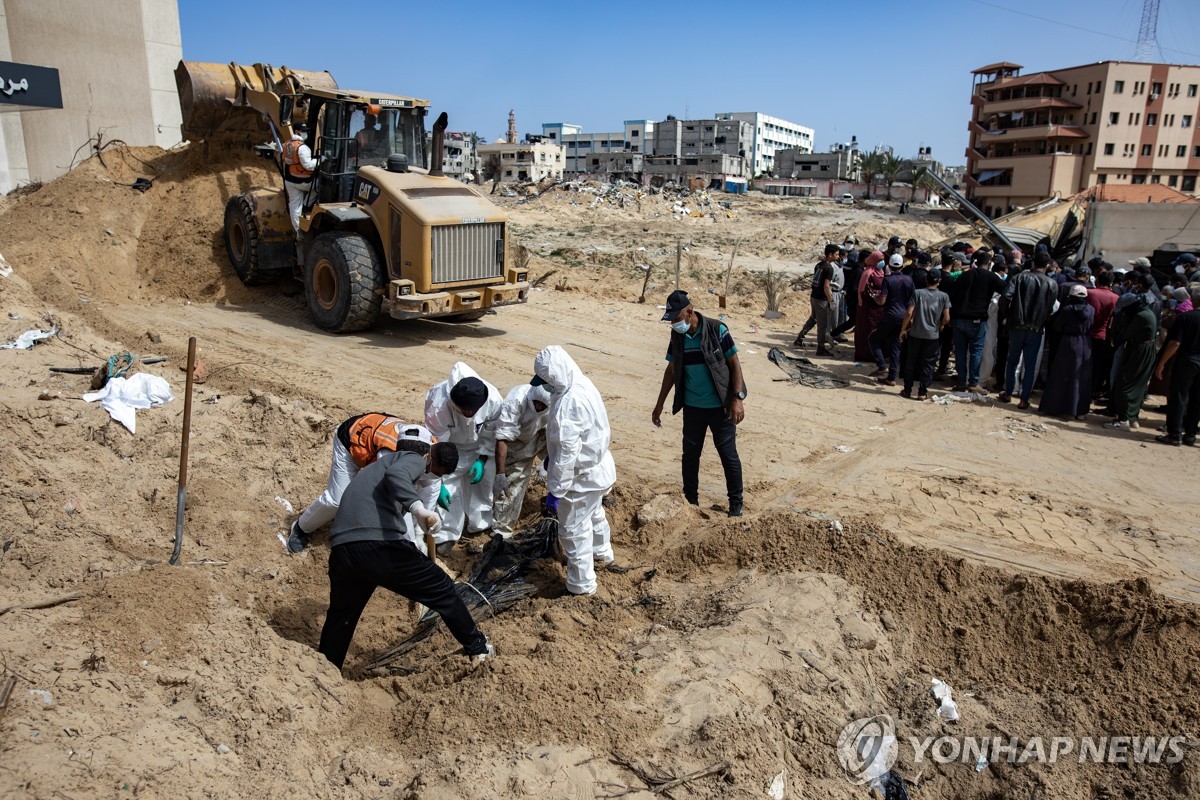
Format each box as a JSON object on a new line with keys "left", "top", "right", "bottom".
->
{"left": 429, "top": 111, "right": 447, "bottom": 177}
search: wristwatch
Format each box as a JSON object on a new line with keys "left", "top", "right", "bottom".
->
{"left": 736, "top": 389, "right": 747, "bottom": 400}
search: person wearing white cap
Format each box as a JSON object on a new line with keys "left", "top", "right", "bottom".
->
{"left": 532, "top": 345, "right": 616, "bottom": 596}
{"left": 287, "top": 414, "right": 442, "bottom": 553}
{"left": 425, "top": 363, "right": 503, "bottom": 554}
{"left": 275, "top": 122, "right": 323, "bottom": 233}
{"left": 491, "top": 382, "right": 552, "bottom": 537}
{"left": 1038, "top": 283, "right": 1095, "bottom": 418}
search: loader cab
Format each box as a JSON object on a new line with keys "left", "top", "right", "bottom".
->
{"left": 295, "top": 92, "right": 428, "bottom": 206}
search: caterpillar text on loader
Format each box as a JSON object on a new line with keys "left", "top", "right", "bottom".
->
{"left": 175, "top": 61, "right": 529, "bottom": 332}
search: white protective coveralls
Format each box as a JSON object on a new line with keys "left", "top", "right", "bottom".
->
{"left": 277, "top": 132, "right": 318, "bottom": 232}
{"left": 534, "top": 346, "right": 616, "bottom": 595}
{"left": 424, "top": 362, "right": 502, "bottom": 543}
{"left": 491, "top": 383, "right": 551, "bottom": 536}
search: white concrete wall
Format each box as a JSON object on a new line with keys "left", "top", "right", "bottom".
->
{"left": 0, "top": 0, "right": 182, "bottom": 193}
{"left": 139, "top": 0, "right": 183, "bottom": 148}
{"left": 0, "top": 4, "right": 31, "bottom": 191}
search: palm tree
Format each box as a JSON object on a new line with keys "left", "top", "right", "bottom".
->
{"left": 858, "top": 151, "right": 884, "bottom": 199}
{"left": 880, "top": 153, "right": 904, "bottom": 200}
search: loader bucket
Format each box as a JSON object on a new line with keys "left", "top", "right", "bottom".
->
{"left": 175, "top": 60, "right": 338, "bottom": 144}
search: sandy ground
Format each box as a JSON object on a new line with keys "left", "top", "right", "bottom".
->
{"left": 0, "top": 146, "right": 1198, "bottom": 799}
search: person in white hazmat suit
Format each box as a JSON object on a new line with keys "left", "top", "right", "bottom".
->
{"left": 491, "top": 383, "right": 552, "bottom": 537}
{"left": 424, "top": 363, "right": 503, "bottom": 555}
{"left": 532, "top": 345, "right": 616, "bottom": 596}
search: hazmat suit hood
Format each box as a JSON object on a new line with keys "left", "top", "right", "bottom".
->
{"left": 535, "top": 346, "right": 615, "bottom": 497}
{"left": 527, "top": 383, "right": 552, "bottom": 411}
{"left": 424, "top": 361, "right": 502, "bottom": 456}
{"left": 533, "top": 345, "right": 579, "bottom": 393}
{"left": 493, "top": 383, "right": 551, "bottom": 445}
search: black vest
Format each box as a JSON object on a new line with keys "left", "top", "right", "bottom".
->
{"left": 668, "top": 312, "right": 745, "bottom": 414}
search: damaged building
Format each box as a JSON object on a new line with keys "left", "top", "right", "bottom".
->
{"left": 643, "top": 115, "right": 753, "bottom": 185}
{"left": 541, "top": 120, "right": 654, "bottom": 177}
{"left": 967, "top": 60, "right": 1200, "bottom": 217}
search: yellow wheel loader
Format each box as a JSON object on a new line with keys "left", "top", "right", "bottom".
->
{"left": 175, "top": 61, "right": 529, "bottom": 332}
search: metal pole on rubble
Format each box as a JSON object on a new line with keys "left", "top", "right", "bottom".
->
{"left": 674, "top": 241, "right": 681, "bottom": 290}
{"left": 169, "top": 337, "right": 197, "bottom": 566}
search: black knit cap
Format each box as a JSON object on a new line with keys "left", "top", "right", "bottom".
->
{"left": 450, "top": 377, "right": 488, "bottom": 413}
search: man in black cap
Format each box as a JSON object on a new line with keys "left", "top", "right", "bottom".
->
{"left": 1174, "top": 252, "right": 1200, "bottom": 284}
{"left": 652, "top": 290, "right": 747, "bottom": 517}
{"left": 885, "top": 236, "right": 903, "bottom": 264}
{"left": 317, "top": 441, "right": 496, "bottom": 670}
{"left": 425, "top": 364, "right": 502, "bottom": 554}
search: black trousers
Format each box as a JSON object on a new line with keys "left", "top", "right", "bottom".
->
{"left": 682, "top": 405, "right": 742, "bottom": 504}
{"left": 903, "top": 337, "right": 941, "bottom": 393}
{"left": 937, "top": 324, "right": 954, "bottom": 374}
{"left": 832, "top": 294, "right": 857, "bottom": 336}
{"left": 993, "top": 331, "right": 1009, "bottom": 386}
{"left": 1091, "top": 337, "right": 1114, "bottom": 396}
{"left": 1166, "top": 358, "right": 1200, "bottom": 439}
{"left": 318, "top": 539, "right": 488, "bottom": 669}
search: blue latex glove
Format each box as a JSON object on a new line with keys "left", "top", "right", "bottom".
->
{"left": 544, "top": 493, "right": 559, "bottom": 515}
{"left": 468, "top": 457, "right": 486, "bottom": 484}
{"left": 437, "top": 485, "right": 452, "bottom": 510}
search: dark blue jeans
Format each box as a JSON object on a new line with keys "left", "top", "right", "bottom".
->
{"left": 319, "top": 539, "right": 488, "bottom": 669}
{"left": 869, "top": 318, "right": 903, "bottom": 378}
{"left": 952, "top": 318, "right": 988, "bottom": 387}
{"left": 682, "top": 405, "right": 742, "bottom": 504}
{"left": 1004, "top": 328, "right": 1044, "bottom": 401}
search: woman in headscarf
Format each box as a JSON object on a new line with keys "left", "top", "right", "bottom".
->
{"left": 854, "top": 250, "right": 887, "bottom": 362}
{"left": 1039, "top": 284, "right": 1095, "bottom": 419}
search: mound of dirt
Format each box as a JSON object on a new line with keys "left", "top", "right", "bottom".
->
{"left": 0, "top": 144, "right": 281, "bottom": 315}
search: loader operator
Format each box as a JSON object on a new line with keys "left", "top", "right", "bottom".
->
{"left": 279, "top": 122, "right": 319, "bottom": 233}
{"left": 354, "top": 113, "right": 386, "bottom": 161}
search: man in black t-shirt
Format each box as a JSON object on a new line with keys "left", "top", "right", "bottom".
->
{"left": 1155, "top": 294, "right": 1200, "bottom": 445}
{"left": 949, "top": 250, "right": 1006, "bottom": 392}
{"left": 794, "top": 244, "right": 842, "bottom": 355}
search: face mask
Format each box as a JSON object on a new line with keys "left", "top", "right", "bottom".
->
{"left": 997, "top": 274, "right": 1008, "bottom": 282}
{"left": 545, "top": 384, "right": 560, "bottom": 395}
{"left": 671, "top": 319, "right": 690, "bottom": 335}
{"left": 1177, "top": 265, "right": 1187, "bottom": 275}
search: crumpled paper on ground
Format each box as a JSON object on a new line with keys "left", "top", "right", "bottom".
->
{"left": 83, "top": 373, "right": 173, "bottom": 433}
{"left": 0, "top": 324, "right": 57, "bottom": 350}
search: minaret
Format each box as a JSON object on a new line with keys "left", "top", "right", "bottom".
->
{"left": 506, "top": 109, "right": 517, "bottom": 144}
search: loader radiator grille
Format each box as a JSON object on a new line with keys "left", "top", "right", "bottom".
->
{"left": 431, "top": 222, "right": 504, "bottom": 285}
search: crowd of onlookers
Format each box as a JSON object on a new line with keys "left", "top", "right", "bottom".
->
{"left": 794, "top": 236, "right": 1200, "bottom": 446}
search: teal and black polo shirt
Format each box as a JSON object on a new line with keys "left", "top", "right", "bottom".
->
{"left": 665, "top": 322, "right": 738, "bottom": 409}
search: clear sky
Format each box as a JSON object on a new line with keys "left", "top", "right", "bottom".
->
{"left": 178, "top": 0, "right": 1200, "bottom": 166}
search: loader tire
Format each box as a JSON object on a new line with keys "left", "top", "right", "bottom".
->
{"left": 304, "top": 232, "right": 383, "bottom": 333}
{"left": 224, "top": 195, "right": 275, "bottom": 285}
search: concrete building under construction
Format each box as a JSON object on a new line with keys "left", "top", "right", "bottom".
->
{"left": 966, "top": 60, "right": 1200, "bottom": 217}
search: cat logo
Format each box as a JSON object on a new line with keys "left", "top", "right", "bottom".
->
{"left": 355, "top": 179, "right": 381, "bottom": 205}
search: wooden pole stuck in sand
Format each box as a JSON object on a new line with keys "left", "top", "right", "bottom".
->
{"left": 674, "top": 241, "right": 681, "bottom": 291}
{"left": 719, "top": 240, "right": 739, "bottom": 309}
{"left": 170, "top": 336, "right": 197, "bottom": 566}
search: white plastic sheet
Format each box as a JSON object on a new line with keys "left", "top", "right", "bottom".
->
{"left": 0, "top": 325, "right": 57, "bottom": 350}
{"left": 83, "top": 373, "right": 174, "bottom": 433}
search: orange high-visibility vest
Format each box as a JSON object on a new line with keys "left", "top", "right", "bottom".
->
{"left": 346, "top": 414, "right": 404, "bottom": 468}
{"left": 282, "top": 139, "right": 313, "bottom": 181}
{"left": 344, "top": 415, "right": 438, "bottom": 468}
